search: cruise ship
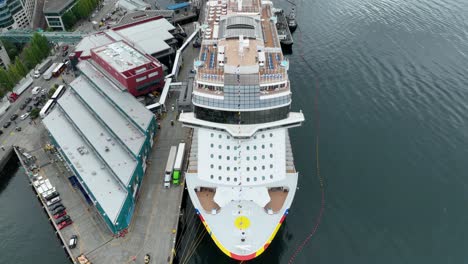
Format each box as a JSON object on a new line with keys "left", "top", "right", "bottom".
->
{"left": 179, "top": 0, "right": 305, "bottom": 260}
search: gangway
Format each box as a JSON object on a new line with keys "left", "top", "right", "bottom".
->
{"left": 0, "top": 29, "right": 87, "bottom": 44}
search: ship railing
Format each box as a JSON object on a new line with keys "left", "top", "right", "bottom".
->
{"left": 197, "top": 68, "right": 225, "bottom": 84}
{"left": 260, "top": 68, "right": 288, "bottom": 83}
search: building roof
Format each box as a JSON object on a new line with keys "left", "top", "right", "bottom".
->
{"left": 92, "top": 41, "right": 151, "bottom": 73}
{"left": 43, "top": 103, "right": 128, "bottom": 224}
{"left": 113, "top": 18, "right": 175, "bottom": 55}
{"left": 43, "top": 0, "right": 75, "bottom": 14}
{"left": 43, "top": 60, "right": 155, "bottom": 224}
{"left": 78, "top": 60, "right": 154, "bottom": 131}
{"left": 167, "top": 2, "right": 190, "bottom": 10}
{"left": 115, "top": 10, "right": 174, "bottom": 25}
{"left": 74, "top": 33, "right": 115, "bottom": 58}
{"left": 117, "top": 0, "right": 150, "bottom": 11}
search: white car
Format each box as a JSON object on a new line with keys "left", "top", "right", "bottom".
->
{"left": 33, "top": 72, "right": 41, "bottom": 78}
{"left": 31, "top": 86, "right": 42, "bottom": 95}
{"left": 20, "top": 113, "right": 29, "bottom": 120}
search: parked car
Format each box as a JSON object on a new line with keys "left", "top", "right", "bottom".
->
{"left": 53, "top": 210, "right": 67, "bottom": 219}
{"left": 20, "top": 113, "right": 29, "bottom": 120}
{"left": 46, "top": 196, "right": 61, "bottom": 207}
{"left": 54, "top": 214, "right": 70, "bottom": 225}
{"left": 69, "top": 235, "right": 78, "bottom": 249}
{"left": 25, "top": 97, "right": 32, "bottom": 104}
{"left": 26, "top": 106, "right": 33, "bottom": 112}
{"left": 10, "top": 114, "right": 18, "bottom": 121}
{"left": 62, "top": 51, "right": 68, "bottom": 57}
{"left": 48, "top": 202, "right": 63, "bottom": 211}
{"left": 33, "top": 101, "right": 41, "bottom": 107}
{"left": 58, "top": 219, "right": 73, "bottom": 230}
{"left": 44, "top": 191, "right": 60, "bottom": 201}
{"left": 51, "top": 206, "right": 65, "bottom": 215}
{"left": 3, "top": 121, "right": 11, "bottom": 128}
{"left": 20, "top": 103, "right": 27, "bottom": 110}
{"left": 15, "top": 127, "right": 21, "bottom": 132}
{"left": 31, "top": 86, "right": 42, "bottom": 95}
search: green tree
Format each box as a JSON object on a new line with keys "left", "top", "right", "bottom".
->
{"left": 23, "top": 47, "right": 38, "bottom": 69}
{"left": 30, "top": 108, "right": 40, "bottom": 119}
{"left": 0, "top": 67, "right": 13, "bottom": 91}
{"left": 7, "top": 65, "right": 21, "bottom": 85}
{"left": 0, "top": 39, "right": 19, "bottom": 60}
{"left": 14, "top": 57, "right": 27, "bottom": 76}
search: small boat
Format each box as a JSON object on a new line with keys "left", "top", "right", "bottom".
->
{"left": 286, "top": 8, "right": 297, "bottom": 33}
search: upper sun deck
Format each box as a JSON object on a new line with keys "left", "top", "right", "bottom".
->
{"left": 195, "top": 0, "right": 288, "bottom": 86}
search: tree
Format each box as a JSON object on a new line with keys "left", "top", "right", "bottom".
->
{"left": 14, "top": 57, "right": 27, "bottom": 76}
{"left": 0, "top": 67, "right": 13, "bottom": 91}
{"left": 30, "top": 108, "right": 40, "bottom": 119}
{"left": 48, "top": 87, "right": 57, "bottom": 98}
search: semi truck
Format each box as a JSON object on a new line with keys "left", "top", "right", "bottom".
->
{"left": 173, "top": 143, "right": 185, "bottom": 185}
{"left": 43, "top": 62, "right": 58, "bottom": 80}
{"left": 34, "top": 58, "right": 53, "bottom": 77}
{"left": 164, "top": 146, "right": 177, "bottom": 188}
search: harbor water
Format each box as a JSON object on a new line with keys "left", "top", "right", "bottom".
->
{"left": 2, "top": 0, "right": 468, "bottom": 263}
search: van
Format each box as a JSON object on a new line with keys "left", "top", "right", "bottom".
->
{"left": 164, "top": 173, "right": 171, "bottom": 188}
{"left": 46, "top": 196, "right": 61, "bottom": 206}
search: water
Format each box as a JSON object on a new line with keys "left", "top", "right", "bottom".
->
{"left": 182, "top": 0, "right": 468, "bottom": 263}
{"left": 0, "top": 161, "right": 69, "bottom": 263}
{"left": 2, "top": 0, "right": 468, "bottom": 263}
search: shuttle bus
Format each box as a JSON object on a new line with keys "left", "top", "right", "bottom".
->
{"left": 39, "top": 99, "right": 56, "bottom": 118}
{"left": 51, "top": 85, "right": 66, "bottom": 100}
{"left": 43, "top": 63, "right": 58, "bottom": 80}
{"left": 52, "top": 63, "right": 66, "bottom": 77}
{"left": 173, "top": 143, "right": 186, "bottom": 185}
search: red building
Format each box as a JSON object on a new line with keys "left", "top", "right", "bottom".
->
{"left": 90, "top": 41, "right": 165, "bottom": 96}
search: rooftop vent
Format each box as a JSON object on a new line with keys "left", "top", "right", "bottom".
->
{"left": 105, "top": 146, "right": 110, "bottom": 152}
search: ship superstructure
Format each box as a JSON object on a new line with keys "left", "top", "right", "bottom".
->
{"left": 179, "top": 0, "right": 305, "bottom": 260}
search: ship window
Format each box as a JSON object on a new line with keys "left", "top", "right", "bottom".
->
{"left": 270, "top": 164, "right": 273, "bottom": 168}
{"left": 227, "top": 177, "right": 230, "bottom": 181}
{"left": 270, "top": 175, "right": 273, "bottom": 179}
{"left": 227, "top": 167, "right": 230, "bottom": 171}
{"left": 254, "top": 146, "right": 257, "bottom": 150}
{"left": 270, "top": 133, "right": 273, "bottom": 137}
{"left": 246, "top": 178, "right": 250, "bottom": 182}
{"left": 210, "top": 164, "right": 214, "bottom": 168}
{"left": 210, "top": 175, "right": 214, "bottom": 179}
{"left": 227, "top": 146, "right": 230, "bottom": 150}
{"left": 219, "top": 135, "right": 222, "bottom": 139}
{"left": 247, "top": 167, "right": 250, "bottom": 171}
{"left": 227, "top": 156, "right": 230, "bottom": 160}
{"left": 254, "top": 156, "right": 257, "bottom": 160}
{"left": 254, "top": 177, "right": 257, "bottom": 181}
{"left": 211, "top": 133, "right": 214, "bottom": 137}
{"left": 219, "top": 155, "right": 222, "bottom": 159}
{"left": 219, "top": 176, "right": 222, "bottom": 180}
{"left": 270, "top": 143, "right": 273, "bottom": 148}
{"left": 234, "top": 177, "right": 238, "bottom": 182}
{"left": 262, "top": 165, "right": 265, "bottom": 170}
{"left": 262, "top": 144, "right": 265, "bottom": 149}
{"left": 211, "top": 143, "right": 214, "bottom": 148}
{"left": 227, "top": 136, "right": 231, "bottom": 139}
{"left": 262, "top": 176, "right": 266, "bottom": 180}
{"left": 246, "top": 146, "right": 250, "bottom": 150}
{"left": 254, "top": 166, "right": 257, "bottom": 171}
{"left": 270, "top": 154, "right": 273, "bottom": 158}
{"left": 218, "top": 166, "right": 222, "bottom": 170}
{"left": 234, "top": 167, "right": 238, "bottom": 171}
{"left": 218, "top": 145, "right": 222, "bottom": 149}
{"left": 254, "top": 136, "right": 257, "bottom": 139}
{"left": 247, "top": 157, "right": 250, "bottom": 161}
{"left": 210, "top": 154, "right": 214, "bottom": 158}
{"left": 262, "top": 134, "right": 265, "bottom": 139}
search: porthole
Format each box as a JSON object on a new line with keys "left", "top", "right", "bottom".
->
{"left": 227, "top": 177, "right": 230, "bottom": 181}
{"left": 234, "top": 157, "right": 237, "bottom": 161}
{"left": 262, "top": 176, "right": 266, "bottom": 180}
{"left": 234, "top": 146, "right": 238, "bottom": 150}
{"left": 262, "top": 145, "right": 265, "bottom": 149}
{"left": 227, "top": 156, "right": 230, "bottom": 160}
{"left": 254, "top": 156, "right": 257, "bottom": 160}
{"left": 262, "top": 155, "right": 265, "bottom": 159}
{"left": 254, "top": 146, "right": 257, "bottom": 150}
{"left": 218, "top": 145, "right": 222, "bottom": 149}
{"left": 262, "top": 166, "right": 265, "bottom": 170}
{"left": 262, "top": 134, "right": 265, "bottom": 139}
{"left": 210, "top": 143, "right": 214, "bottom": 148}
{"left": 219, "top": 155, "right": 222, "bottom": 160}
{"left": 254, "top": 166, "right": 257, "bottom": 171}
{"left": 227, "top": 146, "right": 230, "bottom": 150}
{"left": 218, "top": 166, "right": 222, "bottom": 170}
{"left": 270, "top": 175, "right": 273, "bottom": 179}
{"left": 227, "top": 166, "right": 230, "bottom": 171}
{"left": 247, "top": 167, "right": 250, "bottom": 171}
{"left": 270, "top": 164, "right": 273, "bottom": 168}
{"left": 270, "top": 133, "right": 273, "bottom": 137}
{"left": 218, "top": 176, "right": 222, "bottom": 180}
{"left": 254, "top": 136, "right": 257, "bottom": 139}
{"left": 210, "top": 154, "right": 214, "bottom": 158}
{"left": 210, "top": 164, "right": 214, "bottom": 169}
{"left": 270, "top": 143, "right": 273, "bottom": 148}
{"left": 227, "top": 136, "right": 231, "bottom": 139}
{"left": 210, "top": 175, "right": 214, "bottom": 179}
{"left": 246, "top": 178, "right": 250, "bottom": 182}
{"left": 247, "top": 157, "right": 250, "bottom": 161}
{"left": 254, "top": 177, "right": 257, "bottom": 181}
{"left": 234, "top": 167, "right": 237, "bottom": 171}
{"left": 234, "top": 178, "right": 238, "bottom": 182}
{"left": 246, "top": 146, "right": 250, "bottom": 150}
{"left": 218, "top": 135, "right": 222, "bottom": 139}
{"left": 211, "top": 133, "right": 214, "bottom": 137}
{"left": 270, "top": 154, "right": 273, "bottom": 158}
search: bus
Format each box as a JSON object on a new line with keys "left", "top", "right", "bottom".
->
{"left": 52, "top": 63, "right": 66, "bottom": 77}
{"left": 40, "top": 99, "right": 56, "bottom": 118}
{"left": 164, "top": 146, "right": 177, "bottom": 188}
{"left": 173, "top": 143, "right": 186, "bottom": 185}
{"left": 51, "top": 85, "right": 66, "bottom": 100}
